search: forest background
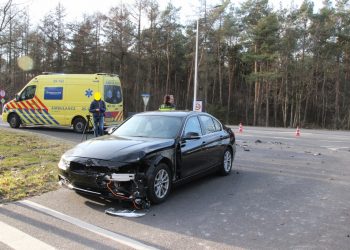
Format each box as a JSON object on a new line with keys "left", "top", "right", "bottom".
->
{"left": 1, "top": 0, "right": 350, "bottom": 129}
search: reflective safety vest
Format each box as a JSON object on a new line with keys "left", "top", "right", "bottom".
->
{"left": 159, "top": 104, "right": 175, "bottom": 111}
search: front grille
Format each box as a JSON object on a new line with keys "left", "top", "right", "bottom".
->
{"left": 70, "top": 161, "right": 110, "bottom": 174}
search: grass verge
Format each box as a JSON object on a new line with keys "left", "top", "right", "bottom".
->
{"left": 0, "top": 128, "right": 73, "bottom": 203}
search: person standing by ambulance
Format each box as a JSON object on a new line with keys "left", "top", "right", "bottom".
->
{"left": 89, "top": 92, "right": 106, "bottom": 137}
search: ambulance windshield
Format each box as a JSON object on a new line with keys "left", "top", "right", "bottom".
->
{"left": 104, "top": 85, "right": 122, "bottom": 104}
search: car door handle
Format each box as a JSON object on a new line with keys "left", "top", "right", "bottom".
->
{"left": 202, "top": 141, "right": 206, "bottom": 144}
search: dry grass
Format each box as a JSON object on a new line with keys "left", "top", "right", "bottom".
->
{"left": 0, "top": 128, "right": 73, "bottom": 202}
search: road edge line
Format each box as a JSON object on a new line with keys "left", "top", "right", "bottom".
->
{"left": 18, "top": 200, "right": 158, "bottom": 250}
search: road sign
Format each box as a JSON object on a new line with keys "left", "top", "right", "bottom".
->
{"left": 193, "top": 100, "right": 202, "bottom": 112}
{"left": 1, "top": 98, "right": 5, "bottom": 104}
{"left": 0, "top": 90, "right": 5, "bottom": 97}
{"left": 141, "top": 93, "right": 150, "bottom": 112}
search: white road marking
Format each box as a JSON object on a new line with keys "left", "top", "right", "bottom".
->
{"left": 270, "top": 136, "right": 295, "bottom": 140}
{"left": 0, "top": 221, "right": 56, "bottom": 250}
{"left": 235, "top": 130, "right": 312, "bottom": 135}
{"left": 18, "top": 200, "right": 158, "bottom": 250}
{"left": 320, "top": 140, "right": 345, "bottom": 143}
{"left": 320, "top": 146, "right": 349, "bottom": 151}
{"left": 237, "top": 135, "right": 295, "bottom": 140}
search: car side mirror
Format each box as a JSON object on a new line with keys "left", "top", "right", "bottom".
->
{"left": 183, "top": 132, "right": 201, "bottom": 140}
{"left": 15, "top": 94, "right": 20, "bottom": 102}
{"left": 106, "top": 125, "right": 119, "bottom": 135}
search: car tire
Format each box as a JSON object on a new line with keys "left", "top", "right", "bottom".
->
{"left": 219, "top": 148, "right": 233, "bottom": 176}
{"left": 8, "top": 113, "right": 21, "bottom": 128}
{"left": 73, "top": 117, "right": 86, "bottom": 133}
{"left": 147, "top": 163, "right": 172, "bottom": 204}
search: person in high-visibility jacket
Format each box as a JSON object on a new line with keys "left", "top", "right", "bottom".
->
{"left": 159, "top": 94, "right": 175, "bottom": 111}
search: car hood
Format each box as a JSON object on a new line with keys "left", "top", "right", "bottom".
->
{"left": 64, "top": 135, "right": 175, "bottom": 162}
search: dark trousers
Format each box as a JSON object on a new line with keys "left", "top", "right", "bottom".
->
{"left": 93, "top": 116, "right": 104, "bottom": 137}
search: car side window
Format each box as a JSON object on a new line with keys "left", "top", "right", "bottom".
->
{"left": 183, "top": 116, "right": 202, "bottom": 136}
{"left": 199, "top": 115, "right": 216, "bottom": 134}
{"left": 213, "top": 118, "right": 222, "bottom": 131}
{"left": 20, "top": 85, "right": 36, "bottom": 100}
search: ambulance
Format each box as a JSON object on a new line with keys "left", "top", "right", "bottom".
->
{"left": 2, "top": 73, "right": 123, "bottom": 132}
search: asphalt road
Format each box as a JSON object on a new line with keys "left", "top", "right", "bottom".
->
{"left": 1, "top": 119, "right": 350, "bottom": 249}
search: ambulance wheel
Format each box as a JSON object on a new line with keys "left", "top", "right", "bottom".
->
{"left": 8, "top": 113, "right": 21, "bottom": 128}
{"left": 73, "top": 117, "right": 86, "bottom": 133}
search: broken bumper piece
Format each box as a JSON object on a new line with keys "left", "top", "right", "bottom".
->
{"left": 105, "top": 208, "right": 146, "bottom": 217}
{"left": 107, "top": 173, "right": 135, "bottom": 182}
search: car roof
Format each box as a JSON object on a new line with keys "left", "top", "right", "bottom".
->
{"left": 134, "top": 110, "right": 205, "bottom": 118}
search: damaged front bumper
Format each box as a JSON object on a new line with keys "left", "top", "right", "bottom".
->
{"left": 58, "top": 175, "right": 103, "bottom": 196}
{"left": 58, "top": 169, "right": 150, "bottom": 209}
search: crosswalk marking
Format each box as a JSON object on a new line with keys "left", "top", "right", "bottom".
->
{"left": 0, "top": 221, "right": 56, "bottom": 250}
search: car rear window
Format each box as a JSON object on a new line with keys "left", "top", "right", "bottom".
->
{"left": 199, "top": 115, "right": 216, "bottom": 134}
{"left": 213, "top": 118, "right": 222, "bottom": 131}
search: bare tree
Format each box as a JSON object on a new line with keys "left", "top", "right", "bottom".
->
{"left": 0, "top": 0, "right": 13, "bottom": 34}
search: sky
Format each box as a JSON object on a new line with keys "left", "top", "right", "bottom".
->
{"left": 12, "top": 0, "right": 324, "bottom": 25}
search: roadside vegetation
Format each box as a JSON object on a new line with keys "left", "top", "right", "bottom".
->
{"left": 0, "top": 128, "right": 73, "bottom": 202}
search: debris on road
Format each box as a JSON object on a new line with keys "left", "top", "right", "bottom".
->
{"left": 236, "top": 143, "right": 250, "bottom": 151}
{"left": 270, "top": 141, "right": 283, "bottom": 145}
{"left": 305, "top": 151, "right": 322, "bottom": 156}
{"left": 255, "top": 139, "right": 262, "bottom": 143}
{"left": 105, "top": 208, "right": 146, "bottom": 218}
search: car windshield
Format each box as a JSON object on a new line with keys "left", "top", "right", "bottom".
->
{"left": 113, "top": 115, "right": 183, "bottom": 139}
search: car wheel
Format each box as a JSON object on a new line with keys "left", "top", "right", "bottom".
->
{"left": 147, "top": 163, "right": 172, "bottom": 204}
{"left": 8, "top": 113, "right": 21, "bottom": 128}
{"left": 73, "top": 117, "right": 86, "bottom": 133}
{"left": 219, "top": 148, "right": 233, "bottom": 176}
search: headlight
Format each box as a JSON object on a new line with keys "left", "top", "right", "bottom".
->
{"left": 58, "top": 156, "right": 70, "bottom": 170}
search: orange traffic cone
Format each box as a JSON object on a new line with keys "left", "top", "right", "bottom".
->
{"left": 295, "top": 126, "right": 300, "bottom": 137}
{"left": 239, "top": 123, "right": 243, "bottom": 133}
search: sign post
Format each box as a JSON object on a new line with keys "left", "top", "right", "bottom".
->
{"left": 141, "top": 93, "right": 150, "bottom": 112}
{"left": 0, "top": 90, "right": 5, "bottom": 114}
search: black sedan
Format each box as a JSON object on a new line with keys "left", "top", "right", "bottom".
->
{"left": 58, "top": 111, "right": 236, "bottom": 208}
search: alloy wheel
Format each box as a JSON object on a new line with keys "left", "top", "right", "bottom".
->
{"left": 154, "top": 169, "right": 170, "bottom": 199}
{"left": 223, "top": 150, "right": 232, "bottom": 172}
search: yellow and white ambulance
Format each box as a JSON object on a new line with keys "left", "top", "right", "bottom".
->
{"left": 2, "top": 73, "right": 123, "bottom": 132}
